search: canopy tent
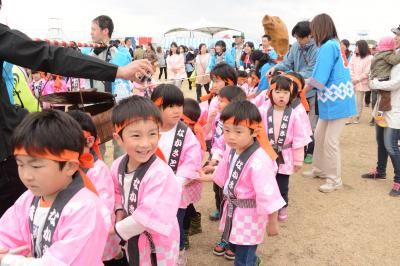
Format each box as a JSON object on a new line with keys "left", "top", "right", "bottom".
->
{"left": 164, "top": 26, "right": 241, "bottom": 37}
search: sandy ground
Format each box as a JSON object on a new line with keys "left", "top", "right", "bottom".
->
{"left": 105, "top": 77, "right": 400, "bottom": 266}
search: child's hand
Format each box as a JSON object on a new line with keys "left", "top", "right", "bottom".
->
{"left": 115, "top": 209, "right": 126, "bottom": 223}
{"left": 198, "top": 169, "right": 214, "bottom": 182}
{"left": 0, "top": 248, "right": 9, "bottom": 262}
{"left": 208, "top": 159, "right": 218, "bottom": 167}
{"left": 208, "top": 110, "right": 218, "bottom": 124}
{"left": 267, "top": 223, "right": 279, "bottom": 236}
{"left": 202, "top": 164, "right": 215, "bottom": 174}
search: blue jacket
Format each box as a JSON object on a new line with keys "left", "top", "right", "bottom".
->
{"left": 2, "top": 62, "right": 14, "bottom": 103}
{"left": 275, "top": 40, "right": 318, "bottom": 97}
{"left": 258, "top": 63, "right": 275, "bottom": 91}
{"left": 207, "top": 51, "right": 235, "bottom": 72}
{"left": 308, "top": 39, "right": 356, "bottom": 120}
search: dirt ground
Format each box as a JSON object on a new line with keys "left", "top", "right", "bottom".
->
{"left": 105, "top": 78, "right": 400, "bottom": 266}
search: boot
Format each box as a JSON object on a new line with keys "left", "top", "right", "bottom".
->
{"left": 188, "top": 212, "right": 202, "bottom": 236}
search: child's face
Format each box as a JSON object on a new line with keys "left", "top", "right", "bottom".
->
{"left": 223, "top": 124, "right": 257, "bottom": 154}
{"left": 15, "top": 155, "right": 77, "bottom": 197}
{"left": 237, "top": 79, "right": 246, "bottom": 86}
{"left": 32, "top": 73, "right": 41, "bottom": 81}
{"left": 160, "top": 105, "right": 183, "bottom": 129}
{"left": 218, "top": 96, "right": 230, "bottom": 112}
{"left": 115, "top": 120, "right": 159, "bottom": 168}
{"left": 211, "top": 78, "right": 226, "bottom": 94}
{"left": 272, "top": 88, "right": 290, "bottom": 108}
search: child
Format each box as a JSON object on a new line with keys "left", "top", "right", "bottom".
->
{"left": 131, "top": 78, "right": 157, "bottom": 99}
{"left": 29, "top": 71, "right": 46, "bottom": 99}
{"left": 150, "top": 85, "right": 202, "bottom": 266}
{"left": 200, "top": 100, "right": 286, "bottom": 265}
{"left": 0, "top": 110, "right": 110, "bottom": 265}
{"left": 247, "top": 70, "right": 261, "bottom": 99}
{"left": 260, "top": 75, "right": 311, "bottom": 222}
{"left": 111, "top": 96, "right": 181, "bottom": 266}
{"left": 67, "top": 110, "right": 124, "bottom": 264}
{"left": 370, "top": 36, "right": 400, "bottom": 127}
{"left": 181, "top": 98, "right": 206, "bottom": 248}
{"left": 237, "top": 70, "right": 249, "bottom": 94}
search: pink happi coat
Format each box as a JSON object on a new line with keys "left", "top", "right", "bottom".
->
{"left": 40, "top": 79, "right": 68, "bottom": 109}
{"left": 210, "top": 113, "right": 225, "bottom": 161}
{"left": 131, "top": 80, "right": 157, "bottom": 97}
{"left": 111, "top": 156, "right": 181, "bottom": 266}
{"left": 0, "top": 189, "right": 110, "bottom": 265}
{"left": 65, "top": 78, "right": 86, "bottom": 91}
{"left": 213, "top": 147, "right": 286, "bottom": 245}
{"left": 87, "top": 159, "right": 121, "bottom": 261}
{"left": 260, "top": 101, "right": 312, "bottom": 175}
{"left": 160, "top": 126, "right": 203, "bottom": 208}
{"left": 250, "top": 90, "right": 268, "bottom": 108}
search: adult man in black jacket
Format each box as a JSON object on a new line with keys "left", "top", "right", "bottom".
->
{"left": 0, "top": 0, "right": 153, "bottom": 215}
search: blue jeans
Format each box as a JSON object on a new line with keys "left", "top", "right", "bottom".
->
{"left": 177, "top": 208, "right": 186, "bottom": 250}
{"left": 375, "top": 125, "right": 400, "bottom": 183}
{"left": 230, "top": 244, "right": 258, "bottom": 266}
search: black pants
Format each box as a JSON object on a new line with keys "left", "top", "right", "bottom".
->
{"left": 0, "top": 157, "right": 27, "bottom": 216}
{"left": 158, "top": 67, "right": 167, "bottom": 79}
{"left": 365, "top": 90, "right": 378, "bottom": 109}
{"left": 276, "top": 173, "right": 289, "bottom": 207}
{"left": 195, "top": 83, "right": 210, "bottom": 102}
{"left": 306, "top": 135, "right": 315, "bottom": 155}
{"left": 213, "top": 182, "right": 222, "bottom": 212}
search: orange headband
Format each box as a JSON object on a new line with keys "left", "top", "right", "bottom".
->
{"left": 267, "top": 76, "right": 294, "bottom": 100}
{"left": 154, "top": 97, "right": 163, "bottom": 107}
{"left": 214, "top": 75, "right": 235, "bottom": 86}
{"left": 114, "top": 117, "right": 159, "bottom": 135}
{"left": 83, "top": 130, "right": 102, "bottom": 160}
{"left": 238, "top": 77, "right": 248, "bottom": 83}
{"left": 181, "top": 114, "right": 206, "bottom": 151}
{"left": 224, "top": 117, "right": 277, "bottom": 160}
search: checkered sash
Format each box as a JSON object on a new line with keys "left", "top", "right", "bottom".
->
{"left": 167, "top": 121, "right": 188, "bottom": 174}
{"left": 29, "top": 172, "right": 84, "bottom": 258}
{"left": 221, "top": 141, "right": 259, "bottom": 243}
{"left": 266, "top": 106, "right": 293, "bottom": 164}
{"left": 118, "top": 154, "right": 158, "bottom": 266}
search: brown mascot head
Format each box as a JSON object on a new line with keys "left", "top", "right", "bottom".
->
{"left": 262, "top": 15, "right": 289, "bottom": 56}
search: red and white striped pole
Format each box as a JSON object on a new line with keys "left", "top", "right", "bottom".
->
{"left": 33, "top": 38, "right": 106, "bottom": 48}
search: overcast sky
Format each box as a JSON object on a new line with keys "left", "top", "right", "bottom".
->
{"left": 0, "top": 0, "right": 398, "bottom": 43}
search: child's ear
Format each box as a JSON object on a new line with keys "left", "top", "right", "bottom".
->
{"left": 64, "top": 161, "right": 79, "bottom": 175}
{"left": 113, "top": 132, "right": 123, "bottom": 146}
{"left": 252, "top": 128, "right": 261, "bottom": 138}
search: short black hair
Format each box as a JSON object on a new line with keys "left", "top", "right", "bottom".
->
{"left": 210, "top": 62, "right": 238, "bottom": 85}
{"left": 237, "top": 70, "right": 248, "bottom": 78}
{"left": 292, "top": 21, "right": 311, "bottom": 38}
{"left": 269, "top": 75, "right": 296, "bottom": 105}
{"left": 215, "top": 40, "right": 227, "bottom": 53}
{"left": 151, "top": 84, "right": 184, "bottom": 109}
{"left": 112, "top": 96, "right": 162, "bottom": 137}
{"left": 219, "top": 85, "right": 246, "bottom": 102}
{"left": 67, "top": 110, "right": 97, "bottom": 139}
{"left": 220, "top": 100, "right": 262, "bottom": 125}
{"left": 92, "top": 15, "right": 114, "bottom": 38}
{"left": 183, "top": 98, "right": 201, "bottom": 123}
{"left": 250, "top": 50, "right": 275, "bottom": 77}
{"left": 262, "top": 34, "right": 272, "bottom": 41}
{"left": 12, "top": 110, "right": 85, "bottom": 169}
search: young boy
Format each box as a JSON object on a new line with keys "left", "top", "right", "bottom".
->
{"left": 151, "top": 84, "right": 202, "bottom": 266}
{"left": 67, "top": 110, "right": 123, "bottom": 263}
{"left": 0, "top": 110, "right": 110, "bottom": 265}
{"left": 200, "top": 100, "right": 285, "bottom": 265}
{"left": 111, "top": 95, "right": 181, "bottom": 266}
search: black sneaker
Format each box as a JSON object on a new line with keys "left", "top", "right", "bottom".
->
{"left": 361, "top": 170, "right": 386, "bottom": 179}
{"left": 389, "top": 182, "right": 400, "bottom": 197}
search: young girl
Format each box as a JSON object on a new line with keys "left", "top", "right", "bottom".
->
{"left": 181, "top": 98, "right": 206, "bottom": 248}
{"left": 260, "top": 75, "right": 311, "bottom": 221}
{"left": 131, "top": 78, "right": 157, "bottom": 99}
{"left": 29, "top": 71, "right": 46, "bottom": 100}
{"left": 111, "top": 96, "right": 181, "bottom": 266}
{"left": 200, "top": 100, "right": 286, "bottom": 266}
{"left": 151, "top": 84, "right": 202, "bottom": 266}
{"left": 237, "top": 70, "right": 249, "bottom": 94}
{"left": 0, "top": 110, "right": 110, "bottom": 265}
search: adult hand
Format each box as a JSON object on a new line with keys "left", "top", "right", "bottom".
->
{"left": 116, "top": 59, "right": 154, "bottom": 83}
{"left": 266, "top": 67, "right": 276, "bottom": 77}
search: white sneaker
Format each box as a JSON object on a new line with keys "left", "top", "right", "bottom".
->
{"left": 319, "top": 180, "right": 343, "bottom": 193}
{"left": 177, "top": 249, "right": 187, "bottom": 266}
{"left": 302, "top": 170, "right": 322, "bottom": 178}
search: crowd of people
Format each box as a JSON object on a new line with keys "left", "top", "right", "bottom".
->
{"left": 0, "top": 1, "right": 399, "bottom": 264}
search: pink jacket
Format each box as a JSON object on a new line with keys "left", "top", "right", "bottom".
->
{"left": 251, "top": 90, "right": 268, "bottom": 108}
{"left": 111, "top": 156, "right": 181, "bottom": 266}
{"left": 260, "top": 102, "right": 312, "bottom": 175}
{"left": 166, "top": 54, "right": 186, "bottom": 79}
{"left": 0, "top": 189, "right": 110, "bottom": 265}
{"left": 349, "top": 55, "right": 373, "bottom": 92}
{"left": 213, "top": 147, "right": 285, "bottom": 245}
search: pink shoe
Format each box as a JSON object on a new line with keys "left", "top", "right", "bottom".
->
{"left": 278, "top": 207, "right": 288, "bottom": 222}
